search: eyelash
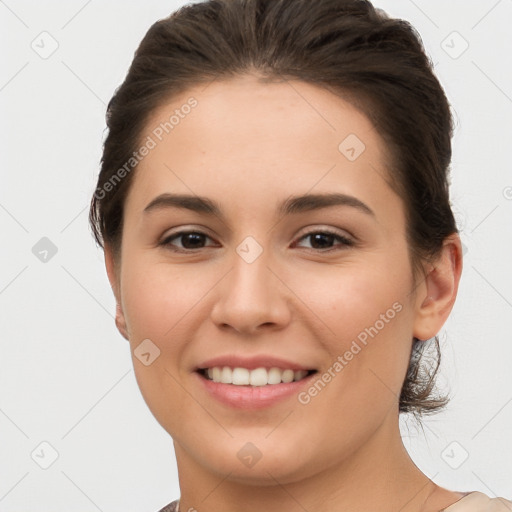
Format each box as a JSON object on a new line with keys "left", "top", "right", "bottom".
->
{"left": 159, "top": 228, "right": 355, "bottom": 253}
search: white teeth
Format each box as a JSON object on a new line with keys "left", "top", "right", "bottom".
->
{"left": 212, "top": 367, "right": 222, "bottom": 382}
{"left": 232, "top": 367, "right": 250, "bottom": 385}
{"left": 281, "top": 369, "right": 294, "bottom": 383}
{"left": 294, "top": 370, "right": 308, "bottom": 381}
{"left": 220, "top": 367, "right": 232, "bottom": 384}
{"left": 203, "top": 366, "right": 311, "bottom": 386}
{"left": 267, "top": 367, "right": 282, "bottom": 384}
{"left": 249, "top": 367, "right": 267, "bottom": 386}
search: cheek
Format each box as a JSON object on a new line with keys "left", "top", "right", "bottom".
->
{"left": 287, "top": 255, "right": 413, "bottom": 342}
{"left": 118, "top": 259, "right": 213, "bottom": 425}
{"left": 120, "top": 259, "right": 214, "bottom": 340}
{"left": 289, "top": 257, "right": 415, "bottom": 413}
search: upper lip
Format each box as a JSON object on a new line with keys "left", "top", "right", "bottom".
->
{"left": 195, "top": 355, "right": 316, "bottom": 372}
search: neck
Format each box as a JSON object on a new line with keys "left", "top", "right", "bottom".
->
{"left": 173, "top": 414, "right": 443, "bottom": 512}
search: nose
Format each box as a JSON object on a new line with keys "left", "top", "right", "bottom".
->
{"left": 210, "top": 247, "right": 292, "bottom": 335}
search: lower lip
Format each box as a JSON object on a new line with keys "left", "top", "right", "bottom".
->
{"left": 194, "top": 371, "right": 316, "bottom": 410}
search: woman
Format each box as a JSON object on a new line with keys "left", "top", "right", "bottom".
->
{"left": 89, "top": 0, "right": 511, "bottom": 510}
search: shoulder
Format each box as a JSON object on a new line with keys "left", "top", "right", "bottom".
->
{"left": 444, "top": 491, "right": 512, "bottom": 511}
{"left": 155, "top": 499, "right": 180, "bottom": 512}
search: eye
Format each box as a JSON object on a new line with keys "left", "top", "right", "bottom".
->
{"left": 160, "top": 230, "right": 217, "bottom": 251}
{"left": 159, "top": 228, "right": 354, "bottom": 253}
{"left": 294, "top": 230, "right": 354, "bottom": 251}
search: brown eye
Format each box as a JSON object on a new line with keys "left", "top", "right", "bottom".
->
{"left": 295, "top": 230, "right": 354, "bottom": 251}
{"left": 161, "top": 231, "right": 215, "bottom": 251}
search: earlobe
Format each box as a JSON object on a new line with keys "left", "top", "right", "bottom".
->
{"left": 115, "top": 302, "right": 130, "bottom": 341}
{"left": 413, "top": 234, "right": 463, "bottom": 341}
{"left": 104, "top": 244, "right": 130, "bottom": 341}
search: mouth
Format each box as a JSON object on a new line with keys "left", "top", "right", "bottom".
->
{"left": 196, "top": 366, "right": 318, "bottom": 386}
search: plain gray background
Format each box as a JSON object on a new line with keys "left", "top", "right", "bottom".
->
{"left": 1, "top": 1, "right": 511, "bottom": 511}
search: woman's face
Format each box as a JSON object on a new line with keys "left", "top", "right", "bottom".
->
{"left": 110, "top": 75, "right": 433, "bottom": 483}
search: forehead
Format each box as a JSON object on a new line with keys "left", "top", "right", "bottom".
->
{"left": 144, "top": 74, "right": 384, "bottom": 160}
{"left": 126, "top": 74, "right": 399, "bottom": 220}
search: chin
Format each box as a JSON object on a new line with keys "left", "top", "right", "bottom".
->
{"left": 191, "top": 436, "right": 320, "bottom": 485}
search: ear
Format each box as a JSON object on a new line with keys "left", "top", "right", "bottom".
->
{"left": 104, "top": 244, "right": 129, "bottom": 341}
{"left": 413, "top": 233, "right": 463, "bottom": 341}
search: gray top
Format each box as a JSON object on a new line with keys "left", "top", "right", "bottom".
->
{"left": 156, "top": 500, "right": 179, "bottom": 512}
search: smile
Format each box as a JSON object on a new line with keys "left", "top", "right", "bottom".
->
{"left": 198, "top": 366, "right": 317, "bottom": 386}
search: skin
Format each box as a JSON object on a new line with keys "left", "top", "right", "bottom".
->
{"left": 105, "top": 74, "right": 463, "bottom": 512}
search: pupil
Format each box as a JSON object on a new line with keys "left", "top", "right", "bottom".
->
{"left": 311, "top": 233, "right": 333, "bottom": 249}
{"left": 182, "top": 233, "right": 205, "bottom": 249}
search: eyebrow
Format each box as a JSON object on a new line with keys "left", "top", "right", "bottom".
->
{"left": 143, "top": 192, "right": 375, "bottom": 219}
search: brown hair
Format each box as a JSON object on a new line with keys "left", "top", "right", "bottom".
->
{"left": 89, "top": 0, "right": 457, "bottom": 417}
